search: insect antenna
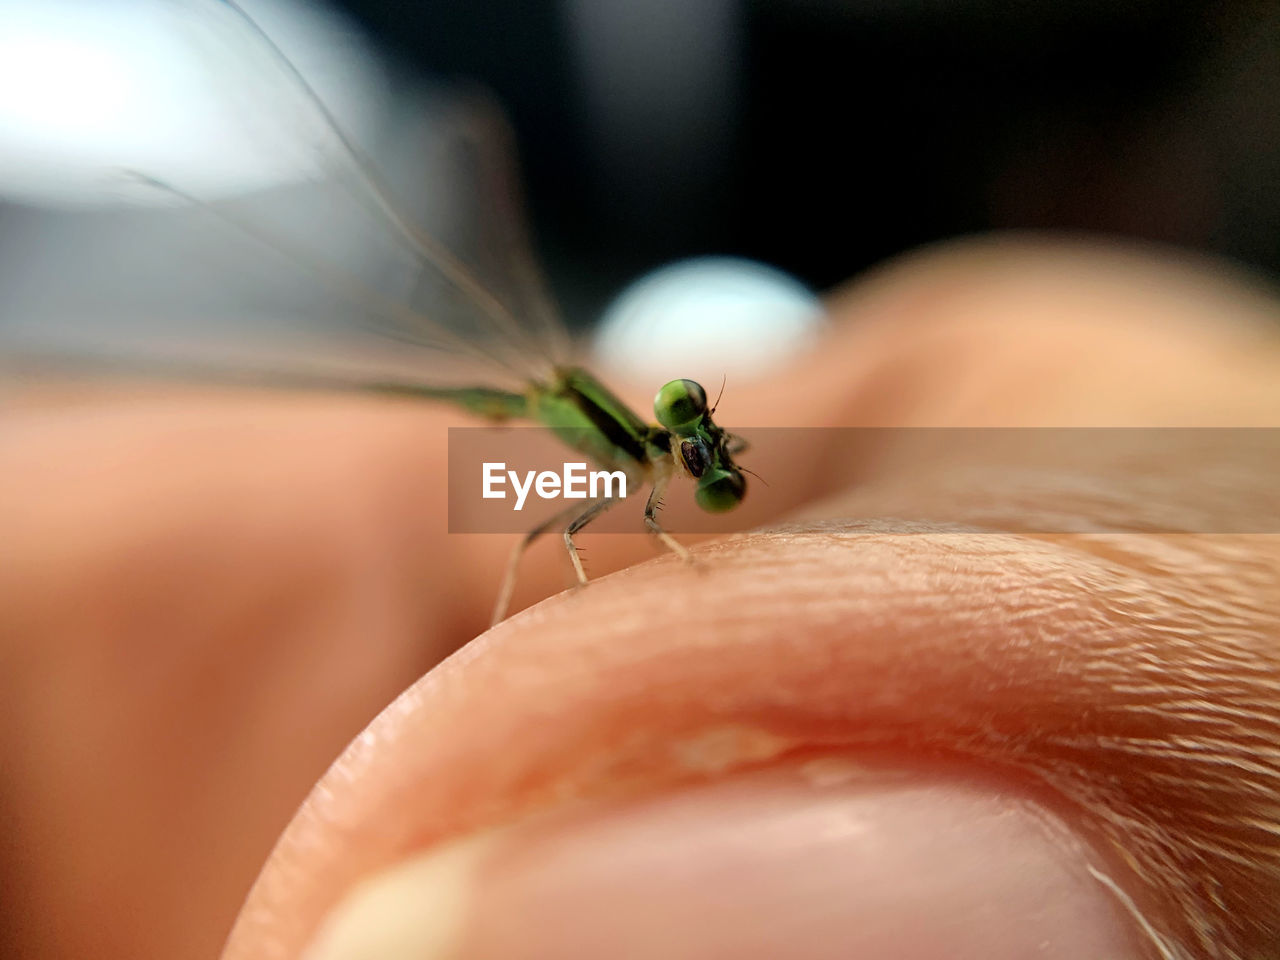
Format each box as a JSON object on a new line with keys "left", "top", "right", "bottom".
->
{"left": 710, "top": 374, "right": 727, "bottom": 414}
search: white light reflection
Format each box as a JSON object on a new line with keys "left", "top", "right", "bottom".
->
{"left": 594, "top": 256, "right": 824, "bottom": 384}
{"left": 0, "top": 0, "right": 383, "bottom": 206}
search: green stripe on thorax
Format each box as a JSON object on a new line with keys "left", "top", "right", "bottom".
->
{"left": 530, "top": 367, "right": 670, "bottom": 471}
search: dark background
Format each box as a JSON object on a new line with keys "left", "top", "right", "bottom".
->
{"left": 333, "top": 0, "right": 1277, "bottom": 324}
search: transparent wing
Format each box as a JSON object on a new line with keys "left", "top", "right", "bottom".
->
{"left": 0, "top": 0, "right": 571, "bottom": 390}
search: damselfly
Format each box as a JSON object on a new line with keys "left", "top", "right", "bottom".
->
{"left": 0, "top": 0, "right": 751, "bottom": 625}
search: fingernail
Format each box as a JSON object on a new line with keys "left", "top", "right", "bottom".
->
{"left": 301, "top": 835, "right": 490, "bottom": 960}
{"left": 304, "top": 757, "right": 1151, "bottom": 960}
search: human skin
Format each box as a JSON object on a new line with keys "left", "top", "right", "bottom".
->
{"left": 2, "top": 237, "right": 1279, "bottom": 960}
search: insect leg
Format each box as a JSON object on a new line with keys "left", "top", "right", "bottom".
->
{"left": 491, "top": 500, "right": 584, "bottom": 627}
{"left": 644, "top": 476, "right": 691, "bottom": 562}
{"left": 563, "top": 496, "right": 622, "bottom": 585}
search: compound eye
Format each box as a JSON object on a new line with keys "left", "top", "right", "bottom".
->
{"left": 679, "top": 437, "right": 712, "bottom": 478}
{"left": 654, "top": 379, "right": 708, "bottom": 434}
{"left": 695, "top": 468, "right": 747, "bottom": 513}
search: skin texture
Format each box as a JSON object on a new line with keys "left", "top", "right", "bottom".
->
{"left": 2, "top": 236, "right": 1279, "bottom": 959}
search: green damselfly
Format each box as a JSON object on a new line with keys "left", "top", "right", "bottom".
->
{"left": 0, "top": 0, "right": 751, "bottom": 625}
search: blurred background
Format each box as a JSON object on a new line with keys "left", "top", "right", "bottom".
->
{"left": 327, "top": 0, "right": 1280, "bottom": 323}
{"left": 2, "top": 0, "right": 1279, "bottom": 377}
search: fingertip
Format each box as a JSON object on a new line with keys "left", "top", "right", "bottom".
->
{"left": 755, "top": 234, "right": 1280, "bottom": 428}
